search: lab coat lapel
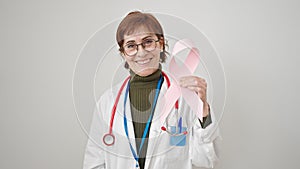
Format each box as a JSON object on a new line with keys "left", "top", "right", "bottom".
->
{"left": 116, "top": 83, "right": 138, "bottom": 156}
{"left": 125, "top": 90, "right": 137, "bottom": 145}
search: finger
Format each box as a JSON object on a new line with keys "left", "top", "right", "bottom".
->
{"left": 185, "top": 86, "right": 207, "bottom": 102}
{"left": 180, "top": 76, "right": 207, "bottom": 88}
{"left": 180, "top": 76, "right": 206, "bottom": 83}
{"left": 185, "top": 86, "right": 207, "bottom": 95}
{"left": 181, "top": 81, "right": 207, "bottom": 90}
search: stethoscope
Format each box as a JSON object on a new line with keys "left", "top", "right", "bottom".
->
{"left": 102, "top": 71, "right": 188, "bottom": 147}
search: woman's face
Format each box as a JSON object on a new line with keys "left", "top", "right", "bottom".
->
{"left": 122, "top": 26, "right": 163, "bottom": 77}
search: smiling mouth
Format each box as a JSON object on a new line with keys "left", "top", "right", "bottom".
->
{"left": 135, "top": 58, "right": 152, "bottom": 65}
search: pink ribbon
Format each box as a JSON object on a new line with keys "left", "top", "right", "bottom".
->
{"left": 161, "top": 39, "right": 203, "bottom": 123}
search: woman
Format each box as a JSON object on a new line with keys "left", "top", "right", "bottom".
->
{"left": 84, "top": 11, "right": 220, "bottom": 169}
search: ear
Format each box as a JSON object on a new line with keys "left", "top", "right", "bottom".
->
{"left": 120, "top": 51, "right": 125, "bottom": 58}
{"left": 159, "top": 37, "right": 164, "bottom": 51}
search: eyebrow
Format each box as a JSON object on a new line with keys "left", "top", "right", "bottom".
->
{"left": 125, "top": 36, "right": 154, "bottom": 44}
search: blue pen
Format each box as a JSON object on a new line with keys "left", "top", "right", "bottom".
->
{"left": 178, "top": 117, "right": 182, "bottom": 133}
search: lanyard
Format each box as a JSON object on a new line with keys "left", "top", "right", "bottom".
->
{"left": 123, "top": 75, "right": 163, "bottom": 168}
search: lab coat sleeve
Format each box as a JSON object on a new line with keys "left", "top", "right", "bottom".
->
{"left": 199, "top": 112, "right": 212, "bottom": 129}
{"left": 190, "top": 108, "right": 221, "bottom": 168}
{"left": 83, "top": 99, "right": 106, "bottom": 169}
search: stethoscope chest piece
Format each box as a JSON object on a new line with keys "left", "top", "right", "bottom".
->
{"left": 103, "top": 133, "right": 115, "bottom": 146}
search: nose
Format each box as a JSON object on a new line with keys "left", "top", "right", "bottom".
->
{"left": 135, "top": 44, "right": 147, "bottom": 57}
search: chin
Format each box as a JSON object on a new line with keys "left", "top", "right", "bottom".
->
{"left": 136, "top": 68, "right": 156, "bottom": 77}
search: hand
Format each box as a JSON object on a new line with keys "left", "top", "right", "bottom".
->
{"left": 179, "top": 76, "right": 210, "bottom": 117}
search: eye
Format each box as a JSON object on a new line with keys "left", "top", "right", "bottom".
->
{"left": 143, "top": 39, "right": 154, "bottom": 46}
{"left": 125, "top": 44, "right": 136, "bottom": 49}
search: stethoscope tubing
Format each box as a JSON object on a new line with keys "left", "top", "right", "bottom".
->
{"left": 103, "top": 76, "right": 130, "bottom": 146}
{"left": 108, "top": 76, "right": 131, "bottom": 134}
{"left": 103, "top": 72, "right": 188, "bottom": 146}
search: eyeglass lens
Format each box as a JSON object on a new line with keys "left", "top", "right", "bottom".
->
{"left": 123, "top": 39, "right": 158, "bottom": 56}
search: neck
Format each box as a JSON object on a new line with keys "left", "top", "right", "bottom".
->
{"left": 129, "top": 65, "right": 162, "bottom": 84}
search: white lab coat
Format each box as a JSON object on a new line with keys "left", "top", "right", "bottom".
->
{"left": 83, "top": 75, "right": 221, "bottom": 169}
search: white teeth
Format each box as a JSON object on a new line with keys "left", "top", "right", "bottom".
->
{"left": 136, "top": 59, "right": 151, "bottom": 64}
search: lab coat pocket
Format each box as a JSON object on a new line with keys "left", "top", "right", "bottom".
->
{"left": 165, "top": 146, "right": 188, "bottom": 161}
{"left": 157, "top": 131, "right": 189, "bottom": 162}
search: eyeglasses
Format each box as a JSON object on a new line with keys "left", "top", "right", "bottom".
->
{"left": 122, "top": 39, "right": 160, "bottom": 56}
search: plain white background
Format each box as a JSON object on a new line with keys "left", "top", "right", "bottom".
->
{"left": 0, "top": 0, "right": 299, "bottom": 169}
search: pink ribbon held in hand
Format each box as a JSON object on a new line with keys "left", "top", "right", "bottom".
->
{"left": 161, "top": 39, "right": 204, "bottom": 123}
